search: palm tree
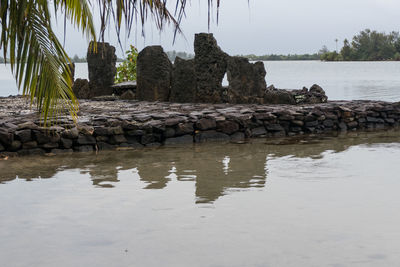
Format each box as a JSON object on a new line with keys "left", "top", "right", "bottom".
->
{"left": 0, "top": 0, "right": 218, "bottom": 125}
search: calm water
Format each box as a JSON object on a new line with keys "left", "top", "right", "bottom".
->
{"left": 1, "top": 61, "right": 400, "bottom": 101}
{"left": 1, "top": 131, "right": 400, "bottom": 267}
{"left": 2, "top": 61, "right": 400, "bottom": 266}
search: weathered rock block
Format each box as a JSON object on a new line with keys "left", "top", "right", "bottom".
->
{"left": 170, "top": 57, "right": 196, "bottom": 103}
{"left": 0, "top": 130, "right": 13, "bottom": 146}
{"left": 194, "top": 33, "right": 228, "bottom": 103}
{"left": 120, "top": 90, "right": 135, "bottom": 100}
{"left": 87, "top": 42, "right": 117, "bottom": 97}
{"left": 15, "top": 129, "right": 31, "bottom": 143}
{"left": 227, "top": 57, "right": 266, "bottom": 98}
{"left": 72, "top": 78, "right": 92, "bottom": 99}
{"left": 293, "top": 84, "right": 328, "bottom": 104}
{"left": 217, "top": 120, "right": 240, "bottom": 135}
{"left": 264, "top": 87, "right": 296, "bottom": 105}
{"left": 112, "top": 81, "right": 137, "bottom": 96}
{"left": 137, "top": 46, "right": 172, "bottom": 101}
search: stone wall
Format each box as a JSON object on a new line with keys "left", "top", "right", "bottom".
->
{"left": 135, "top": 33, "right": 328, "bottom": 105}
{"left": 0, "top": 97, "right": 399, "bottom": 157}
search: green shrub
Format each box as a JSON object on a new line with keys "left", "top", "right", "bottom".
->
{"left": 115, "top": 45, "right": 138, "bottom": 83}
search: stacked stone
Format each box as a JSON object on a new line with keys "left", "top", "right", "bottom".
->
{"left": 135, "top": 33, "right": 328, "bottom": 105}
{"left": 1, "top": 97, "right": 400, "bottom": 157}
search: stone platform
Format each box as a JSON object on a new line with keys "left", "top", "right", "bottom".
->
{"left": 1, "top": 96, "right": 400, "bottom": 156}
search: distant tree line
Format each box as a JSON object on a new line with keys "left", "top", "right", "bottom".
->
{"left": 166, "top": 51, "right": 195, "bottom": 61}
{"left": 321, "top": 29, "right": 400, "bottom": 61}
{"left": 71, "top": 54, "right": 124, "bottom": 63}
{"left": 240, "top": 53, "right": 320, "bottom": 61}
{"left": 71, "top": 54, "right": 87, "bottom": 63}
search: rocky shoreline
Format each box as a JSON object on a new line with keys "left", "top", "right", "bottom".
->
{"left": 1, "top": 96, "right": 400, "bottom": 157}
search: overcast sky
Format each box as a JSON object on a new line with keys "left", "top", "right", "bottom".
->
{"left": 57, "top": 0, "right": 400, "bottom": 57}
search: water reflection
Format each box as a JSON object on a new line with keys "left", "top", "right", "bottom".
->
{"left": 1, "top": 130, "right": 400, "bottom": 203}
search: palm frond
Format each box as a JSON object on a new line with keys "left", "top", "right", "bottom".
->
{"left": 97, "top": 0, "right": 221, "bottom": 43}
{"left": 0, "top": 0, "right": 96, "bottom": 125}
{"left": 55, "top": 0, "right": 97, "bottom": 41}
{"left": 0, "top": 0, "right": 223, "bottom": 125}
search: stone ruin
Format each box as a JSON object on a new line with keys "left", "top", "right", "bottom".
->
{"left": 73, "top": 42, "right": 117, "bottom": 99}
{"left": 72, "top": 33, "right": 328, "bottom": 105}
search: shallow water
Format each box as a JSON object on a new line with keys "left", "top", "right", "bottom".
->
{"left": 1, "top": 131, "right": 400, "bottom": 267}
{"left": 1, "top": 61, "right": 400, "bottom": 101}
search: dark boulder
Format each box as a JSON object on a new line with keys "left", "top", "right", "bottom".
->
{"left": 175, "top": 123, "right": 194, "bottom": 136}
{"left": 196, "top": 118, "right": 216, "bottom": 131}
{"left": 9, "top": 140, "right": 22, "bottom": 151}
{"left": 15, "top": 129, "right": 31, "bottom": 143}
{"left": 194, "top": 33, "right": 228, "bottom": 103}
{"left": 120, "top": 90, "right": 135, "bottom": 100}
{"left": 0, "top": 130, "right": 13, "bottom": 146}
{"left": 112, "top": 81, "right": 137, "bottom": 96}
{"left": 293, "top": 84, "right": 328, "bottom": 104}
{"left": 87, "top": 42, "right": 117, "bottom": 97}
{"left": 33, "top": 131, "right": 60, "bottom": 144}
{"left": 217, "top": 120, "right": 239, "bottom": 135}
{"left": 60, "top": 138, "right": 73, "bottom": 149}
{"left": 264, "top": 86, "right": 296, "bottom": 105}
{"left": 72, "top": 79, "right": 92, "bottom": 99}
{"left": 76, "top": 135, "right": 96, "bottom": 145}
{"left": 170, "top": 57, "right": 196, "bottom": 103}
{"left": 136, "top": 46, "right": 172, "bottom": 101}
{"left": 309, "top": 84, "right": 328, "bottom": 103}
{"left": 227, "top": 57, "right": 266, "bottom": 98}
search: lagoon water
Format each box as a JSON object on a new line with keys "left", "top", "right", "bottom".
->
{"left": 1, "top": 61, "right": 400, "bottom": 266}
{"left": 1, "top": 133, "right": 400, "bottom": 266}
{"left": 1, "top": 61, "right": 400, "bottom": 101}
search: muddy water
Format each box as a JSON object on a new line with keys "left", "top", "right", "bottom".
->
{"left": 1, "top": 131, "right": 400, "bottom": 267}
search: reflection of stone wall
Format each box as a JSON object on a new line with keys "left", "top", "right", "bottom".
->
{"left": 3, "top": 131, "right": 399, "bottom": 202}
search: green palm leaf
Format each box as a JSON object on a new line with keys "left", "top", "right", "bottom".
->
{"left": 1, "top": 0, "right": 96, "bottom": 125}
{"left": 0, "top": 0, "right": 221, "bottom": 125}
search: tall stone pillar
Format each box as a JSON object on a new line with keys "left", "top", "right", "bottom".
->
{"left": 87, "top": 42, "right": 117, "bottom": 96}
{"left": 194, "top": 33, "right": 228, "bottom": 103}
{"left": 136, "top": 46, "right": 172, "bottom": 102}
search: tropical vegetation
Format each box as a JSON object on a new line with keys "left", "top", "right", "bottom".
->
{"left": 242, "top": 53, "right": 320, "bottom": 61}
{"left": 115, "top": 45, "right": 138, "bottom": 83}
{"left": 0, "top": 0, "right": 209, "bottom": 124}
{"left": 321, "top": 29, "right": 400, "bottom": 61}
